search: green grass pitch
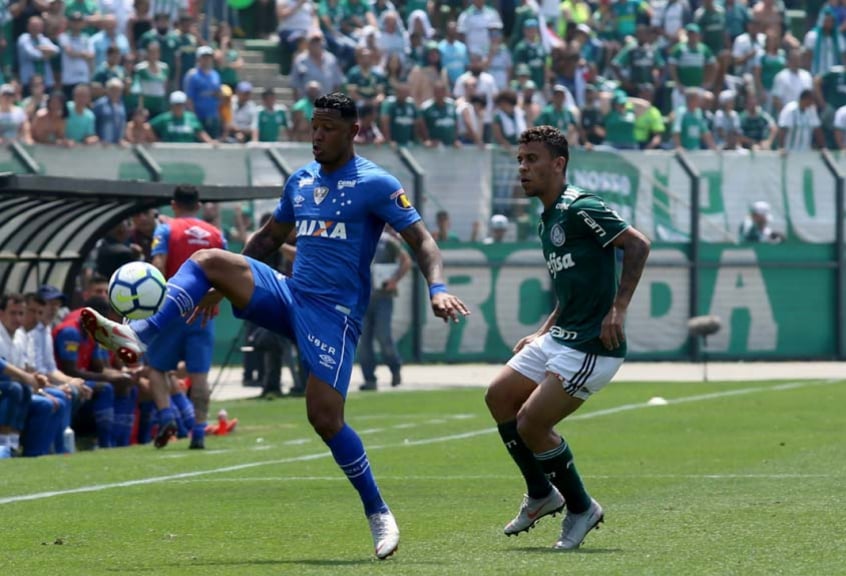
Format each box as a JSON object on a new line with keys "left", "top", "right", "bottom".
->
{"left": 3, "top": 378, "right": 845, "bottom": 576}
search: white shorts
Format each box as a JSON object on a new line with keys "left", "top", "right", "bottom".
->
{"left": 507, "top": 333, "right": 624, "bottom": 400}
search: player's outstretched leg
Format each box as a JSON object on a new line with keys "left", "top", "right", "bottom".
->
{"left": 516, "top": 375, "right": 603, "bottom": 550}
{"left": 81, "top": 249, "right": 256, "bottom": 364}
{"left": 306, "top": 376, "right": 399, "bottom": 559}
{"left": 486, "top": 367, "right": 564, "bottom": 536}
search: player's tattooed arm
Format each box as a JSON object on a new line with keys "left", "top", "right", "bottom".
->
{"left": 611, "top": 226, "right": 651, "bottom": 310}
{"left": 400, "top": 221, "right": 445, "bottom": 285}
{"left": 400, "top": 221, "right": 471, "bottom": 322}
{"left": 600, "top": 226, "right": 651, "bottom": 350}
{"left": 243, "top": 218, "right": 294, "bottom": 262}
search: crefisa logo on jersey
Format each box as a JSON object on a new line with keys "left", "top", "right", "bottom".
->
{"left": 550, "top": 224, "right": 566, "bottom": 247}
{"left": 314, "top": 186, "right": 330, "bottom": 205}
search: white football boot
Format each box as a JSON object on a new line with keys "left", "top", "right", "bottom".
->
{"left": 504, "top": 486, "right": 565, "bottom": 536}
{"left": 553, "top": 498, "right": 604, "bottom": 550}
{"left": 80, "top": 307, "right": 146, "bottom": 365}
{"left": 368, "top": 509, "right": 400, "bottom": 560}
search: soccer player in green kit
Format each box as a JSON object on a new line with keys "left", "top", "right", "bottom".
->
{"left": 485, "top": 126, "right": 651, "bottom": 550}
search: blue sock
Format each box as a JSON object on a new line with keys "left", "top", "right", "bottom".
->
{"left": 171, "top": 392, "right": 195, "bottom": 431}
{"left": 130, "top": 260, "right": 212, "bottom": 345}
{"left": 157, "top": 405, "right": 177, "bottom": 430}
{"left": 170, "top": 399, "right": 189, "bottom": 438}
{"left": 92, "top": 384, "right": 115, "bottom": 448}
{"left": 137, "top": 401, "right": 156, "bottom": 444}
{"left": 22, "top": 396, "right": 55, "bottom": 456}
{"left": 111, "top": 387, "right": 137, "bottom": 447}
{"left": 325, "top": 424, "right": 388, "bottom": 516}
{"left": 192, "top": 423, "right": 206, "bottom": 443}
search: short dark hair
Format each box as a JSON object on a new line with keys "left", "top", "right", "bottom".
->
{"left": 23, "top": 292, "right": 45, "bottom": 306}
{"left": 173, "top": 184, "right": 200, "bottom": 208}
{"left": 313, "top": 92, "right": 359, "bottom": 121}
{"left": 262, "top": 88, "right": 275, "bottom": 98}
{"left": 0, "top": 293, "right": 24, "bottom": 310}
{"left": 799, "top": 89, "right": 814, "bottom": 101}
{"left": 83, "top": 296, "right": 112, "bottom": 317}
{"left": 519, "top": 126, "right": 570, "bottom": 171}
{"left": 87, "top": 274, "right": 109, "bottom": 289}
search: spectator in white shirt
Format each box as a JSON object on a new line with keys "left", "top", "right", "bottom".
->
{"left": 0, "top": 84, "right": 33, "bottom": 144}
{"left": 226, "top": 81, "right": 258, "bottom": 142}
{"left": 771, "top": 48, "right": 813, "bottom": 115}
{"left": 277, "top": 0, "right": 317, "bottom": 54}
{"left": 454, "top": 52, "right": 497, "bottom": 129}
{"left": 732, "top": 18, "right": 764, "bottom": 77}
{"left": 777, "top": 89, "right": 824, "bottom": 152}
{"left": 456, "top": 0, "right": 502, "bottom": 57}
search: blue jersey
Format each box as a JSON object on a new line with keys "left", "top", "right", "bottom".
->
{"left": 273, "top": 155, "right": 420, "bottom": 323}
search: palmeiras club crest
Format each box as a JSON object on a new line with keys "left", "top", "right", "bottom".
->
{"left": 550, "top": 223, "right": 565, "bottom": 246}
{"left": 314, "top": 186, "right": 330, "bottom": 205}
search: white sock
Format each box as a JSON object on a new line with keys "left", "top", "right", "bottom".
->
{"left": 0, "top": 435, "right": 8, "bottom": 447}
{"left": 8, "top": 434, "right": 20, "bottom": 451}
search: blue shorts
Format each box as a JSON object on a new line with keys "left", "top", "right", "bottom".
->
{"left": 232, "top": 257, "right": 360, "bottom": 397}
{"left": 146, "top": 318, "right": 215, "bottom": 373}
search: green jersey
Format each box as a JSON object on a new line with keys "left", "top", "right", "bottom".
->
{"left": 257, "top": 105, "right": 289, "bottom": 142}
{"left": 138, "top": 29, "right": 179, "bottom": 73}
{"left": 175, "top": 33, "right": 198, "bottom": 84}
{"left": 535, "top": 104, "right": 576, "bottom": 132}
{"left": 611, "top": 0, "right": 644, "bottom": 40}
{"left": 694, "top": 5, "right": 727, "bottom": 54}
{"left": 668, "top": 42, "right": 715, "bottom": 87}
{"left": 673, "top": 107, "right": 710, "bottom": 150}
{"left": 820, "top": 67, "right": 846, "bottom": 110}
{"left": 92, "top": 63, "right": 125, "bottom": 85}
{"left": 150, "top": 110, "right": 204, "bottom": 142}
{"left": 380, "top": 95, "right": 418, "bottom": 145}
{"left": 292, "top": 97, "right": 314, "bottom": 122}
{"left": 133, "top": 60, "right": 170, "bottom": 117}
{"left": 65, "top": 0, "right": 99, "bottom": 34}
{"left": 513, "top": 40, "right": 546, "bottom": 89}
{"left": 739, "top": 108, "right": 773, "bottom": 144}
{"left": 612, "top": 42, "right": 664, "bottom": 85}
{"left": 422, "top": 98, "right": 457, "bottom": 145}
{"left": 604, "top": 106, "right": 638, "bottom": 148}
{"left": 539, "top": 187, "right": 629, "bottom": 358}
{"left": 345, "top": 65, "right": 386, "bottom": 101}
{"left": 757, "top": 50, "right": 786, "bottom": 91}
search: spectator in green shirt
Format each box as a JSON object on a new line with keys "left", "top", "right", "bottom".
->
{"left": 610, "top": 24, "right": 664, "bottom": 94}
{"left": 694, "top": 0, "right": 730, "bottom": 91}
{"left": 380, "top": 82, "right": 419, "bottom": 147}
{"left": 255, "top": 88, "right": 290, "bottom": 142}
{"left": 513, "top": 19, "right": 547, "bottom": 91}
{"left": 668, "top": 23, "right": 717, "bottom": 109}
{"left": 603, "top": 89, "right": 639, "bottom": 149}
{"left": 420, "top": 81, "right": 459, "bottom": 147}
{"left": 65, "top": 83, "right": 98, "bottom": 145}
{"left": 673, "top": 87, "right": 717, "bottom": 150}
{"left": 534, "top": 84, "right": 578, "bottom": 142}
{"left": 346, "top": 47, "right": 387, "bottom": 106}
{"left": 149, "top": 90, "right": 213, "bottom": 143}
{"left": 138, "top": 12, "right": 179, "bottom": 79}
{"left": 739, "top": 92, "right": 776, "bottom": 150}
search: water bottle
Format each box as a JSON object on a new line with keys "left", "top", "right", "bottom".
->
{"left": 62, "top": 426, "right": 76, "bottom": 454}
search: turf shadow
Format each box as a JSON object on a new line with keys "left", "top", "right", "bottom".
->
{"left": 515, "top": 546, "right": 624, "bottom": 555}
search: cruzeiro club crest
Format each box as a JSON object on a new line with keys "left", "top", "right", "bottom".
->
{"left": 550, "top": 223, "right": 566, "bottom": 247}
{"left": 314, "top": 186, "right": 330, "bottom": 205}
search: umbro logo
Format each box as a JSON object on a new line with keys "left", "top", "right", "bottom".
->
{"left": 338, "top": 179, "right": 357, "bottom": 190}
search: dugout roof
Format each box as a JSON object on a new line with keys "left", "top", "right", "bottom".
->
{"left": 0, "top": 173, "right": 280, "bottom": 297}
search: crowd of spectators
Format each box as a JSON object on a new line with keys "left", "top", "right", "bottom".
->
{"left": 274, "top": 0, "right": 845, "bottom": 152}
{"left": 0, "top": 1, "right": 839, "bottom": 150}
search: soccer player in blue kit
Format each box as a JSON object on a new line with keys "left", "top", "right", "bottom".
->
{"left": 80, "top": 92, "right": 470, "bottom": 559}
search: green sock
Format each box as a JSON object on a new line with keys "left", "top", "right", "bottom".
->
{"left": 535, "top": 438, "right": 591, "bottom": 514}
{"left": 497, "top": 421, "right": 553, "bottom": 499}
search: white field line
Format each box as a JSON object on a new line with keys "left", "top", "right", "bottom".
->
{"left": 166, "top": 472, "right": 837, "bottom": 484}
{"left": 0, "top": 379, "right": 838, "bottom": 506}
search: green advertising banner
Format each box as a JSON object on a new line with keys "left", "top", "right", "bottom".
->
{"left": 375, "top": 243, "right": 838, "bottom": 364}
